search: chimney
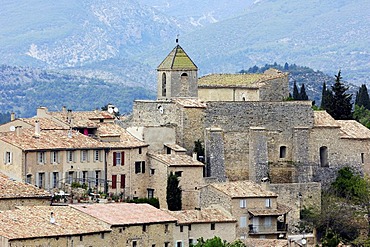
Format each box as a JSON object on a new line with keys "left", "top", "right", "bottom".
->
{"left": 62, "top": 106, "right": 67, "bottom": 113}
{"left": 36, "top": 107, "right": 48, "bottom": 117}
{"left": 192, "top": 152, "right": 198, "bottom": 161}
{"left": 10, "top": 112, "right": 15, "bottom": 121}
{"left": 260, "top": 177, "right": 270, "bottom": 191}
{"left": 67, "top": 109, "right": 72, "bottom": 124}
{"left": 50, "top": 212, "right": 55, "bottom": 224}
{"left": 35, "top": 120, "right": 40, "bottom": 137}
{"left": 15, "top": 126, "right": 22, "bottom": 136}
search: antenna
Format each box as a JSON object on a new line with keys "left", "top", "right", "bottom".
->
{"left": 113, "top": 107, "right": 119, "bottom": 113}
{"left": 108, "top": 108, "right": 114, "bottom": 114}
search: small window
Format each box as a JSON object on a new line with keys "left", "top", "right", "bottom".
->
{"left": 320, "top": 146, "right": 328, "bottom": 167}
{"left": 37, "top": 152, "right": 45, "bottom": 164}
{"left": 81, "top": 150, "right": 88, "bottom": 162}
{"left": 135, "top": 161, "right": 141, "bottom": 173}
{"left": 53, "top": 172, "right": 59, "bottom": 188}
{"left": 143, "top": 225, "right": 147, "bottom": 232}
{"left": 361, "top": 153, "right": 365, "bottom": 164}
{"left": 279, "top": 146, "right": 286, "bottom": 159}
{"left": 147, "top": 189, "right": 154, "bottom": 199}
{"left": 133, "top": 240, "right": 137, "bottom": 247}
{"left": 180, "top": 225, "right": 183, "bottom": 232}
{"left": 240, "top": 199, "right": 247, "bottom": 208}
{"left": 188, "top": 224, "right": 191, "bottom": 231}
{"left": 189, "top": 239, "right": 194, "bottom": 246}
{"left": 165, "top": 224, "right": 169, "bottom": 233}
{"left": 165, "top": 242, "right": 169, "bottom": 247}
{"left": 51, "top": 151, "right": 59, "bottom": 164}
{"left": 240, "top": 216, "right": 247, "bottom": 228}
{"left": 152, "top": 245, "right": 156, "bottom": 247}
{"left": 139, "top": 148, "right": 142, "bottom": 154}
{"left": 80, "top": 235, "right": 83, "bottom": 241}
{"left": 67, "top": 150, "right": 74, "bottom": 163}
{"left": 5, "top": 151, "right": 12, "bottom": 164}
{"left": 166, "top": 147, "right": 171, "bottom": 154}
{"left": 211, "top": 223, "right": 215, "bottom": 230}
{"left": 175, "top": 171, "right": 182, "bottom": 177}
{"left": 114, "top": 152, "right": 121, "bottom": 166}
{"left": 94, "top": 150, "right": 100, "bottom": 162}
{"left": 176, "top": 241, "right": 182, "bottom": 247}
{"left": 95, "top": 171, "right": 100, "bottom": 187}
{"left": 26, "top": 174, "right": 32, "bottom": 184}
{"left": 150, "top": 169, "right": 155, "bottom": 175}
{"left": 265, "top": 198, "right": 271, "bottom": 208}
{"left": 38, "top": 172, "right": 45, "bottom": 188}
{"left": 162, "top": 72, "right": 167, "bottom": 97}
{"left": 100, "top": 233, "right": 105, "bottom": 239}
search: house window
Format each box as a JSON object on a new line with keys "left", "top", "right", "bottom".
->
{"left": 37, "top": 152, "right": 45, "bottom": 164}
{"left": 264, "top": 217, "right": 272, "bottom": 227}
{"left": 165, "top": 224, "right": 169, "bottom": 233}
{"left": 279, "top": 146, "right": 286, "bottom": 158}
{"left": 176, "top": 241, "right": 183, "bottom": 247}
{"left": 95, "top": 171, "right": 100, "bottom": 187}
{"left": 143, "top": 225, "right": 147, "bottom": 232}
{"left": 80, "top": 235, "right": 83, "bottom": 241}
{"left": 81, "top": 150, "right": 88, "bottom": 162}
{"left": 361, "top": 153, "right": 365, "bottom": 164}
{"left": 240, "top": 216, "right": 247, "bottom": 228}
{"left": 320, "top": 146, "right": 328, "bottom": 167}
{"left": 53, "top": 172, "right": 58, "bottom": 188}
{"left": 113, "top": 152, "right": 124, "bottom": 166}
{"left": 112, "top": 175, "right": 117, "bottom": 189}
{"left": 26, "top": 174, "right": 32, "bottom": 184}
{"left": 188, "top": 224, "right": 191, "bottom": 231}
{"left": 82, "top": 171, "right": 88, "bottom": 184}
{"left": 147, "top": 189, "right": 154, "bottom": 199}
{"left": 165, "top": 242, "right": 169, "bottom": 247}
{"left": 51, "top": 151, "right": 59, "bottom": 164}
{"left": 67, "top": 171, "right": 74, "bottom": 184}
{"left": 150, "top": 169, "right": 155, "bottom": 175}
{"left": 139, "top": 147, "right": 142, "bottom": 154}
{"left": 162, "top": 72, "right": 166, "bottom": 97}
{"left": 189, "top": 239, "right": 194, "bottom": 246}
{"left": 100, "top": 233, "right": 105, "bottom": 239}
{"left": 175, "top": 171, "right": 182, "bottom": 177}
{"left": 240, "top": 199, "right": 247, "bottom": 208}
{"left": 135, "top": 161, "right": 146, "bottom": 173}
{"left": 166, "top": 147, "right": 171, "bottom": 154}
{"left": 5, "top": 151, "right": 12, "bottom": 164}
{"left": 211, "top": 223, "right": 215, "bottom": 230}
{"left": 180, "top": 225, "right": 183, "bottom": 232}
{"left": 133, "top": 240, "right": 137, "bottom": 247}
{"left": 121, "top": 174, "right": 126, "bottom": 189}
{"left": 94, "top": 150, "right": 100, "bottom": 162}
{"left": 265, "top": 198, "right": 272, "bottom": 208}
{"left": 38, "top": 173, "right": 45, "bottom": 188}
{"left": 67, "top": 151, "right": 74, "bottom": 163}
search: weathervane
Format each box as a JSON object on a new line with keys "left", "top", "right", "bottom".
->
{"left": 176, "top": 34, "right": 179, "bottom": 44}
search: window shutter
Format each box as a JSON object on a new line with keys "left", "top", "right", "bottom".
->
{"left": 121, "top": 152, "right": 125, "bottom": 166}
{"left": 36, "top": 173, "right": 40, "bottom": 187}
{"left": 142, "top": 161, "right": 145, "bottom": 173}
{"left": 49, "top": 172, "right": 53, "bottom": 189}
{"left": 80, "top": 151, "right": 83, "bottom": 162}
{"left": 121, "top": 174, "right": 126, "bottom": 189}
{"left": 112, "top": 175, "right": 117, "bottom": 189}
{"left": 86, "top": 150, "right": 90, "bottom": 162}
{"left": 99, "top": 150, "right": 103, "bottom": 162}
{"left": 113, "top": 152, "right": 117, "bottom": 166}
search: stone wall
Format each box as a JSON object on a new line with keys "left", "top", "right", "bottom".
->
{"left": 268, "top": 182, "right": 321, "bottom": 232}
{"left": 0, "top": 198, "right": 51, "bottom": 211}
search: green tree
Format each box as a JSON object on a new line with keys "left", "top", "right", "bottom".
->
{"left": 320, "top": 82, "right": 333, "bottom": 110}
{"left": 192, "top": 237, "right": 246, "bottom": 247}
{"left": 300, "top": 83, "right": 309, "bottom": 100}
{"left": 353, "top": 105, "right": 370, "bottom": 129}
{"left": 293, "top": 81, "right": 301, "bottom": 100}
{"left": 326, "top": 70, "right": 352, "bottom": 120}
{"left": 355, "top": 84, "right": 370, "bottom": 110}
{"left": 166, "top": 172, "right": 182, "bottom": 211}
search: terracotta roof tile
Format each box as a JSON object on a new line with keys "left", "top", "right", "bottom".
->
{"left": 337, "top": 120, "right": 370, "bottom": 139}
{"left": 149, "top": 153, "right": 204, "bottom": 167}
{"left": 248, "top": 203, "right": 291, "bottom": 216}
{"left": 71, "top": 203, "right": 176, "bottom": 226}
{"left": 165, "top": 208, "right": 236, "bottom": 224}
{"left": 0, "top": 206, "right": 111, "bottom": 240}
{"left": 50, "top": 110, "right": 115, "bottom": 128}
{"left": 164, "top": 143, "right": 187, "bottom": 152}
{"left": 15, "top": 118, "right": 68, "bottom": 130}
{"left": 210, "top": 181, "right": 276, "bottom": 198}
{"left": 0, "top": 173, "right": 51, "bottom": 199}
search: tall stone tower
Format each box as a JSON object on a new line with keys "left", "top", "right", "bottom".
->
{"left": 157, "top": 43, "right": 198, "bottom": 100}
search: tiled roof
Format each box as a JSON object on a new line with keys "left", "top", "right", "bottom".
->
{"left": 18, "top": 117, "right": 68, "bottom": 130}
{"left": 165, "top": 208, "right": 236, "bottom": 224}
{"left": 0, "top": 173, "right": 51, "bottom": 199}
{"left": 149, "top": 153, "right": 204, "bottom": 167}
{"left": 157, "top": 45, "right": 197, "bottom": 70}
{"left": 337, "top": 120, "right": 370, "bottom": 139}
{"left": 71, "top": 203, "right": 176, "bottom": 226}
{"left": 50, "top": 110, "right": 115, "bottom": 128}
{"left": 0, "top": 128, "right": 104, "bottom": 151}
{"left": 0, "top": 206, "right": 111, "bottom": 240}
{"left": 210, "top": 181, "right": 277, "bottom": 198}
{"left": 245, "top": 239, "right": 288, "bottom": 247}
{"left": 164, "top": 143, "right": 187, "bottom": 152}
{"left": 198, "top": 72, "right": 286, "bottom": 87}
{"left": 173, "top": 98, "right": 207, "bottom": 108}
{"left": 313, "top": 111, "right": 340, "bottom": 128}
{"left": 248, "top": 203, "right": 291, "bottom": 216}
{"left": 97, "top": 123, "right": 148, "bottom": 148}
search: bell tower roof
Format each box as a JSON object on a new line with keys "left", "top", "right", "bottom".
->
{"left": 157, "top": 45, "right": 198, "bottom": 71}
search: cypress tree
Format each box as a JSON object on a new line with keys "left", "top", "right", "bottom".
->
{"left": 293, "top": 81, "right": 300, "bottom": 100}
{"left": 326, "top": 70, "right": 353, "bottom": 120}
{"left": 300, "top": 83, "right": 309, "bottom": 100}
{"left": 355, "top": 84, "right": 370, "bottom": 110}
{"left": 166, "top": 172, "right": 182, "bottom": 211}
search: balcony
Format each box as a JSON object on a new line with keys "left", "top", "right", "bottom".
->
{"left": 248, "top": 223, "right": 288, "bottom": 235}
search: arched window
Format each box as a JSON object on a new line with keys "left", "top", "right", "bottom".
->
{"left": 320, "top": 146, "right": 328, "bottom": 167}
{"left": 181, "top": 73, "right": 188, "bottom": 82}
{"left": 279, "top": 146, "right": 287, "bottom": 159}
{"left": 162, "top": 73, "right": 166, "bottom": 97}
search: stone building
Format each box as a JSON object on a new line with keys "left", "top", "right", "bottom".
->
{"left": 0, "top": 206, "right": 111, "bottom": 247}
{"left": 0, "top": 173, "right": 51, "bottom": 210}
{"left": 166, "top": 207, "right": 237, "bottom": 246}
{"left": 72, "top": 203, "right": 176, "bottom": 247}
{"left": 200, "top": 180, "right": 290, "bottom": 240}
